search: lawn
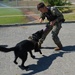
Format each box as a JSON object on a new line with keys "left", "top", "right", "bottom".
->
{"left": 0, "top": 6, "right": 75, "bottom": 25}
{"left": 64, "top": 13, "right": 75, "bottom": 21}
{"left": 0, "top": 8, "right": 28, "bottom": 24}
{"left": 63, "top": 4, "right": 75, "bottom": 21}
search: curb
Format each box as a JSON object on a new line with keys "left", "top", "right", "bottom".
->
{"left": 0, "top": 21, "right": 75, "bottom": 27}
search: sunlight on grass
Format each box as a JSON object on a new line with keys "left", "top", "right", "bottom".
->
{"left": 0, "top": 8, "right": 28, "bottom": 24}
{"left": 64, "top": 14, "right": 75, "bottom": 21}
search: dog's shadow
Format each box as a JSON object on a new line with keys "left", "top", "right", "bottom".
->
{"left": 0, "top": 45, "right": 8, "bottom": 47}
{"left": 22, "top": 52, "right": 67, "bottom": 75}
{"left": 21, "top": 45, "right": 75, "bottom": 75}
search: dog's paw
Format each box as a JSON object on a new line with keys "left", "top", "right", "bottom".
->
{"left": 35, "top": 49, "right": 42, "bottom": 54}
{"left": 14, "top": 61, "right": 18, "bottom": 64}
{"left": 25, "top": 66, "right": 30, "bottom": 71}
{"left": 37, "top": 49, "right": 42, "bottom": 54}
{"left": 39, "top": 50, "right": 42, "bottom": 54}
{"left": 31, "top": 55, "right": 35, "bottom": 59}
{"left": 19, "top": 65, "right": 29, "bottom": 71}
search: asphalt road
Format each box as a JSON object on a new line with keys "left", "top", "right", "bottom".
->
{"left": 0, "top": 23, "right": 75, "bottom": 75}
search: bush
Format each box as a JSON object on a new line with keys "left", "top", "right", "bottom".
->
{"left": 42, "top": 0, "right": 71, "bottom": 6}
{"left": 42, "top": 0, "right": 72, "bottom": 12}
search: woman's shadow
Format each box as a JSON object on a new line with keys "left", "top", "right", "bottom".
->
{"left": 21, "top": 45, "right": 75, "bottom": 75}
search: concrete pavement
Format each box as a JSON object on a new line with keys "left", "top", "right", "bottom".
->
{"left": 0, "top": 23, "right": 75, "bottom": 75}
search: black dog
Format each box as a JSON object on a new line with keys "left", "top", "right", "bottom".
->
{"left": 0, "top": 29, "right": 44, "bottom": 70}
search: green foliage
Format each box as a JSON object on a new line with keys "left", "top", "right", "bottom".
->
{"left": 42, "top": 0, "right": 72, "bottom": 12}
{"left": 0, "top": 8, "right": 27, "bottom": 24}
{"left": 3, "top": 0, "right": 9, "bottom": 2}
{"left": 42, "top": 0, "right": 71, "bottom": 6}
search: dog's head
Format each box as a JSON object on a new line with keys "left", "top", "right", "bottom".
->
{"left": 32, "top": 29, "right": 44, "bottom": 42}
{"left": 28, "top": 29, "right": 44, "bottom": 42}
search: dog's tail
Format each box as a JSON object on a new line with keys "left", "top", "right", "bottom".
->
{"left": 0, "top": 46, "right": 15, "bottom": 53}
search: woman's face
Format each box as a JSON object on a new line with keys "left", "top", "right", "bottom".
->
{"left": 39, "top": 7, "right": 48, "bottom": 13}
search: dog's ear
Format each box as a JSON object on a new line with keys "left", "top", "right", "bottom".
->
{"left": 41, "top": 29, "right": 43, "bottom": 32}
{"left": 38, "top": 29, "right": 43, "bottom": 33}
{"left": 28, "top": 36, "right": 33, "bottom": 39}
{"left": 40, "top": 29, "right": 44, "bottom": 34}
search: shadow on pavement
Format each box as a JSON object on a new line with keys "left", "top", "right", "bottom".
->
{"left": 62, "top": 45, "right": 75, "bottom": 52}
{"left": 41, "top": 45, "right": 75, "bottom": 52}
{"left": 41, "top": 46, "right": 55, "bottom": 49}
{"left": 21, "top": 51, "right": 68, "bottom": 75}
{"left": 0, "top": 45, "right": 8, "bottom": 47}
{"left": 21, "top": 45, "right": 75, "bottom": 75}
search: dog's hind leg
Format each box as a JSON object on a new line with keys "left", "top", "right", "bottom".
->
{"left": 21, "top": 60, "right": 29, "bottom": 70}
{"left": 14, "top": 56, "right": 18, "bottom": 64}
{"left": 13, "top": 49, "right": 18, "bottom": 64}
{"left": 20, "top": 52, "right": 29, "bottom": 70}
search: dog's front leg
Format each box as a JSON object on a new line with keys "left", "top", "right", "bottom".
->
{"left": 35, "top": 43, "right": 42, "bottom": 54}
{"left": 29, "top": 51, "right": 35, "bottom": 58}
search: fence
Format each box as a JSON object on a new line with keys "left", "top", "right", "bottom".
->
{"left": 0, "top": 0, "right": 75, "bottom": 25}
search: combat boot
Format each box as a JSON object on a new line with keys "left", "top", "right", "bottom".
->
{"left": 54, "top": 43, "right": 63, "bottom": 51}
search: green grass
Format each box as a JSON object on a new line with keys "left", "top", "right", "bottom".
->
{"left": 0, "top": 8, "right": 28, "bottom": 24}
{"left": 62, "top": 4, "right": 75, "bottom": 21}
{"left": 64, "top": 14, "right": 75, "bottom": 21}
{"left": 0, "top": 6, "right": 75, "bottom": 25}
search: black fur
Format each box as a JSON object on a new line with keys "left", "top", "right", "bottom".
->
{"left": 0, "top": 29, "right": 44, "bottom": 70}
